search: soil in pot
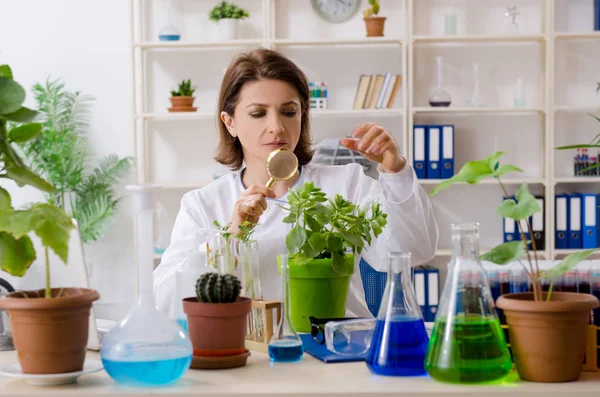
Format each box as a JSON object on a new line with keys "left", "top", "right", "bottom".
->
{"left": 0, "top": 288, "right": 99, "bottom": 374}
{"left": 496, "top": 292, "right": 600, "bottom": 382}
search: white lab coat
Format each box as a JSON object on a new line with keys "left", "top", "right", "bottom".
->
{"left": 154, "top": 163, "right": 439, "bottom": 319}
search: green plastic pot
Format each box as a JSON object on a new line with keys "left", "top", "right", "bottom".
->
{"left": 288, "top": 254, "right": 355, "bottom": 333}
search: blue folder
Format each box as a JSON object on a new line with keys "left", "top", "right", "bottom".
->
{"left": 299, "top": 332, "right": 368, "bottom": 363}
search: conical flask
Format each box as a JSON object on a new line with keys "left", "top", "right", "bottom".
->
{"left": 425, "top": 222, "right": 512, "bottom": 384}
{"left": 268, "top": 254, "right": 303, "bottom": 362}
{"left": 428, "top": 56, "right": 452, "bottom": 107}
{"left": 100, "top": 185, "right": 193, "bottom": 386}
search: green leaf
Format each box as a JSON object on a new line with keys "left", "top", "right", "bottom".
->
{"left": 8, "top": 123, "right": 42, "bottom": 142}
{"left": 341, "top": 231, "right": 363, "bottom": 248}
{"left": 555, "top": 144, "right": 600, "bottom": 150}
{"left": 0, "top": 135, "right": 25, "bottom": 167}
{"left": 286, "top": 225, "right": 306, "bottom": 255}
{"left": 0, "top": 65, "right": 12, "bottom": 79}
{"left": 0, "top": 232, "right": 36, "bottom": 277}
{"left": 497, "top": 183, "right": 540, "bottom": 221}
{"left": 0, "top": 187, "right": 11, "bottom": 212}
{"left": 0, "top": 76, "right": 25, "bottom": 115}
{"left": 309, "top": 232, "right": 326, "bottom": 253}
{"left": 0, "top": 209, "right": 41, "bottom": 238}
{"left": 282, "top": 212, "right": 296, "bottom": 223}
{"left": 3, "top": 166, "right": 55, "bottom": 192}
{"left": 306, "top": 216, "right": 322, "bottom": 233}
{"left": 493, "top": 164, "right": 524, "bottom": 178}
{"left": 326, "top": 234, "right": 343, "bottom": 253}
{"left": 32, "top": 204, "right": 74, "bottom": 264}
{"left": 480, "top": 241, "right": 526, "bottom": 265}
{"left": 331, "top": 253, "right": 347, "bottom": 274}
{"left": 0, "top": 106, "right": 39, "bottom": 122}
{"left": 544, "top": 249, "right": 600, "bottom": 280}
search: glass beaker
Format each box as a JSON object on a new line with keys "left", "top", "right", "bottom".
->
{"left": 467, "top": 63, "right": 483, "bottom": 108}
{"left": 429, "top": 57, "right": 452, "bottom": 107}
{"left": 269, "top": 254, "right": 304, "bottom": 362}
{"left": 325, "top": 252, "right": 428, "bottom": 376}
{"left": 158, "top": 0, "right": 181, "bottom": 41}
{"left": 100, "top": 185, "right": 193, "bottom": 386}
{"left": 238, "top": 240, "right": 264, "bottom": 341}
{"left": 425, "top": 223, "right": 512, "bottom": 384}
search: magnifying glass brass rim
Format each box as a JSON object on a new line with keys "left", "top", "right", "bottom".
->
{"left": 266, "top": 148, "right": 299, "bottom": 188}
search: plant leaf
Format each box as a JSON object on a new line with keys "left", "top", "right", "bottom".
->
{"left": 0, "top": 76, "right": 25, "bottom": 115}
{"left": 0, "top": 187, "right": 11, "bottom": 212}
{"left": 32, "top": 203, "right": 74, "bottom": 264}
{"left": 0, "top": 209, "right": 41, "bottom": 238}
{"left": 0, "top": 106, "right": 40, "bottom": 123}
{"left": 3, "top": 166, "right": 55, "bottom": 192}
{"left": 0, "top": 232, "right": 36, "bottom": 277}
{"left": 331, "top": 253, "right": 347, "bottom": 274}
{"left": 0, "top": 65, "right": 12, "bottom": 79}
{"left": 497, "top": 183, "right": 540, "bottom": 221}
{"left": 309, "top": 232, "right": 326, "bottom": 253}
{"left": 555, "top": 144, "right": 600, "bottom": 150}
{"left": 493, "top": 164, "right": 524, "bottom": 178}
{"left": 306, "top": 216, "right": 322, "bottom": 232}
{"left": 543, "top": 249, "right": 600, "bottom": 280}
{"left": 286, "top": 225, "right": 306, "bottom": 256}
{"left": 480, "top": 241, "right": 526, "bottom": 265}
{"left": 8, "top": 123, "right": 42, "bottom": 143}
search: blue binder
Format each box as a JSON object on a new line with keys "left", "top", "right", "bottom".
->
{"left": 502, "top": 196, "right": 516, "bottom": 242}
{"left": 299, "top": 333, "right": 366, "bottom": 363}
{"left": 414, "top": 268, "right": 427, "bottom": 317}
{"left": 413, "top": 125, "right": 427, "bottom": 179}
{"left": 427, "top": 126, "right": 441, "bottom": 179}
{"left": 424, "top": 267, "right": 439, "bottom": 322}
{"left": 441, "top": 125, "right": 454, "bottom": 179}
{"left": 555, "top": 194, "right": 569, "bottom": 249}
{"left": 569, "top": 193, "right": 582, "bottom": 249}
{"left": 582, "top": 193, "right": 600, "bottom": 249}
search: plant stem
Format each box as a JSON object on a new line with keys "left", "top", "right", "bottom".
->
{"left": 525, "top": 219, "right": 541, "bottom": 282}
{"left": 45, "top": 245, "right": 51, "bottom": 298}
{"left": 547, "top": 279, "right": 554, "bottom": 301}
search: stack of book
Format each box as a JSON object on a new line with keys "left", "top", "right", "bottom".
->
{"left": 352, "top": 73, "right": 402, "bottom": 110}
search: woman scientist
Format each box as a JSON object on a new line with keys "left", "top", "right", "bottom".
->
{"left": 154, "top": 48, "right": 439, "bottom": 319}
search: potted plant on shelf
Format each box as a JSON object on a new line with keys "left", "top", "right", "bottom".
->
{"left": 209, "top": 1, "right": 250, "bottom": 41}
{"left": 281, "top": 181, "right": 387, "bottom": 333}
{"left": 362, "top": 0, "right": 386, "bottom": 37}
{"left": 0, "top": 65, "right": 99, "bottom": 375}
{"left": 182, "top": 272, "right": 251, "bottom": 369}
{"left": 430, "top": 152, "right": 600, "bottom": 383}
{"left": 168, "top": 79, "right": 197, "bottom": 113}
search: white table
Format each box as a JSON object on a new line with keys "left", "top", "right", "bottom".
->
{"left": 0, "top": 350, "right": 599, "bottom": 396}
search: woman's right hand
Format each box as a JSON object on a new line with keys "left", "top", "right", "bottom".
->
{"left": 230, "top": 184, "right": 276, "bottom": 236}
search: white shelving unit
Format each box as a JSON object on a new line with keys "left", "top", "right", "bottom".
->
{"left": 131, "top": 0, "right": 600, "bottom": 274}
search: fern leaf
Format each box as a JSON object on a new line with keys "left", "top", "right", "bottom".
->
{"left": 73, "top": 194, "right": 118, "bottom": 243}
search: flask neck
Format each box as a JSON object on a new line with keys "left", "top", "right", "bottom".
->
{"left": 387, "top": 255, "right": 411, "bottom": 287}
{"left": 451, "top": 230, "right": 480, "bottom": 261}
{"left": 435, "top": 57, "right": 444, "bottom": 89}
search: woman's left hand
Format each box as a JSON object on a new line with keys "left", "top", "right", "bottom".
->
{"left": 340, "top": 122, "right": 406, "bottom": 173}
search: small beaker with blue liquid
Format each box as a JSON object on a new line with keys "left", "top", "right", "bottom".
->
{"left": 268, "top": 254, "right": 304, "bottom": 362}
{"left": 325, "top": 252, "right": 429, "bottom": 376}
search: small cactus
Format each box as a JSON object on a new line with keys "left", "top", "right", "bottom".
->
{"left": 195, "top": 273, "right": 241, "bottom": 303}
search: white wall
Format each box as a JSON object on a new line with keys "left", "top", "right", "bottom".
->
{"left": 0, "top": 0, "right": 135, "bottom": 320}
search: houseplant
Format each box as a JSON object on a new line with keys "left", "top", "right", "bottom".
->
{"left": 168, "top": 79, "right": 197, "bottom": 113}
{"left": 17, "top": 78, "right": 132, "bottom": 245}
{"left": 0, "top": 65, "right": 99, "bottom": 374}
{"left": 182, "top": 272, "right": 251, "bottom": 369}
{"left": 362, "top": 0, "right": 386, "bottom": 37}
{"left": 430, "top": 151, "right": 600, "bottom": 382}
{"left": 209, "top": 1, "right": 250, "bottom": 41}
{"left": 281, "top": 181, "right": 387, "bottom": 332}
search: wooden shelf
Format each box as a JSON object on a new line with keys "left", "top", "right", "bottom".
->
{"left": 554, "top": 249, "right": 600, "bottom": 257}
{"left": 554, "top": 177, "right": 600, "bottom": 184}
{"left": 133, "top": 40, "right": 263, "bottom": 50}
{"left": 413, "top": 34, "right": 545, "bottom": 44}
{"left": 420, "top": 178, "right": 545, "bottom": 186}
{"left": 412, "top": 107, "right": 545, "bottom": 115}
{"left": 554, "top": 31, "right": 600, "bottom": 40}
{"left": 272, "top": 37, "right": 402, "bottom": 47}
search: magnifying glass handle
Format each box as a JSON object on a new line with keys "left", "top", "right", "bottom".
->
{"left": 266, "top": 178, "right": 275, "bottom": 188}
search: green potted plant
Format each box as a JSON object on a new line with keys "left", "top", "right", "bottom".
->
{"left": 430, "top": 152, "right": 600, "bottom": 383}
{"left": 209, "top": 1, "right": 250, "bottom": 41}
{"left": 182, "top": 272, "right": 251, "bottom": 369}
{"left": 362, "top": 0, "right": 386, "bottom": 37}
{"left": 281, "top": 181, "right": 387, "bottom": 333}
{"left": 0, "top": 65, "right": 99, "bottom": 375}
{"left": 168, "top": 79, "right": 197, "bottom": 113}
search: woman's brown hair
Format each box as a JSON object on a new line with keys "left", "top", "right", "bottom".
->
{"left": 215, "top": 48, "right": 313, "bottom": 170}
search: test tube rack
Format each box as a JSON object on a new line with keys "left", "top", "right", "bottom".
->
{"left": 244, "top": 299, "right": 282, "bottom": 353}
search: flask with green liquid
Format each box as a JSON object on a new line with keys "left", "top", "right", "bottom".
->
{"left": 425, "top": 222, "right": 512, "bottom": 384}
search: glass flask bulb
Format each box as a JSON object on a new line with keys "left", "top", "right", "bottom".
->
{"left": 268, "top": 254, "right": 303, "bottom": 363}
{"left": 428, "top": 56, "right": 452, "bottom": 107}
{"left": 425, "top": 223, "right": 512, "bottom": 384}
{"left": 467, "top": 63, "right": 483, "bottom": 108}
{"left": 100, "top": 185, "right": 192, "bottom": 387}
{"left": 158, "top": 0, "right": 181, "bottom": 41}
{"left": 366, "top": 252, "right": 429, "bottom": 376}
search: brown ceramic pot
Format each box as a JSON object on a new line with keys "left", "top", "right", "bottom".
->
{"left": 0, "top": 288, "right": 99, "bottom": 374}
{"left": 168, "top": 96, "right": 196, "bottom": 112}
{"left": 364, "top": 16, "right": 386, "bottom": 37}
{"left": 183, "top": 297, "right": 251, "bottom": 358}
{"left": 496, "top": 292, "right": 599, "bottom": 382}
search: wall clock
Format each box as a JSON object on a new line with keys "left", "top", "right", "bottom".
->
{"left": 311, "top": 0, "right": 362, "bottom": 23}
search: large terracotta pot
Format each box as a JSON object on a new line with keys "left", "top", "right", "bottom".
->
{"left": 0, "top": 288, "right": 99, "bottom": 374}
{"left": 183, "top": 296, "right": 251, "bottom": 357}
{"left": 496, "top": 292, "right": 599, "bottom": 382}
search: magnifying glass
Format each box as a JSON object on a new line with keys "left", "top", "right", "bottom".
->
{"left": 265, "top": 148, "right": 299, "bottom": 188}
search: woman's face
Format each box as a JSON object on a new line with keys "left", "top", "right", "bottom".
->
{"left": 222, "top": 79, "right": 302, "bottom": 168}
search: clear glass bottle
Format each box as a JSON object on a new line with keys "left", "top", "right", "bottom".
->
{"left": 365, "top": 252, "right": 429, "bottom": 376}
{"left": 467, "top": 63, "right": 483, "bottom": 108}
{"left": 268, "top": 253, "right": 303, "bottom": 362}
{"left": 239, "top": 240, "right": 264, "bottom": 341}
{"left": 153, "top": 202, "right": 168, "bottom": 255}
{"left": 158, "top": 0, "right": 181, "bottom": 41}
{"left": 444, "top": 7, "right": 457, "bottom": 35}
{"left": 425, "top": 223, "right": 512, "bottom": 384}
{"left": 428, "top": 56, "right": 452, "bottom": 107}
{"left": 513, "top": 74, "right": 527, "bottom": 108}
{"left": 100, "top": 185, "right": 192, "bottom": 386}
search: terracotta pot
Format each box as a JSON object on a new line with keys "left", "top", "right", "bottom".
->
{"left": 496, "top": 292, "right": 599, "bottom": 382}
{"left": 183, "top": 297, "right": 251, "bottom": 357}
{"left": 0, "top": 288, "right": 99, "bottom": 374}
{"left": 364, "top": 16, "right": 386, "bottom": 37}
{"left": 168, "top": 96, "right": 197, "bottom": 112}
